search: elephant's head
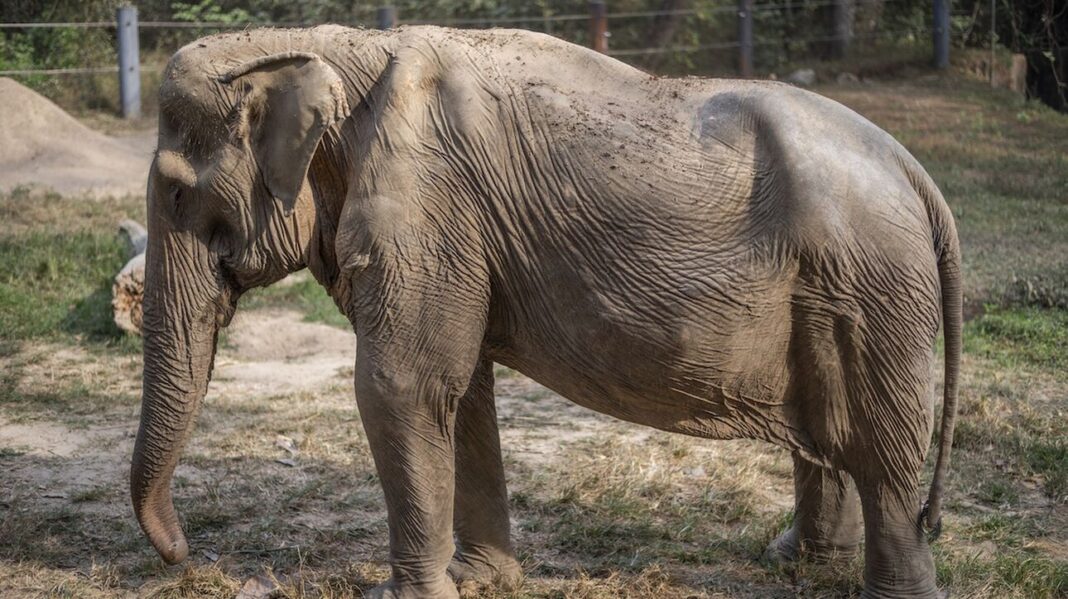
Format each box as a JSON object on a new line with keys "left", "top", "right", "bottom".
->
{"left": 131, "top": 44, "right": 349, "bottom": 564}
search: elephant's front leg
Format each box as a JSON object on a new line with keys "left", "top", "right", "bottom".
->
{"left": 346, "top": 231, "right": 491, "bottom": 598}
{"left": 450, "top": 358, "right": 522, "bottom": 591}
{"left": 356, "top": 359, "right": 463, "bottom": 599}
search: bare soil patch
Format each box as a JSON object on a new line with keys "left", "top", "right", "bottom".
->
{"left": 213, "top": 308, "right": 356, "bottom": 397}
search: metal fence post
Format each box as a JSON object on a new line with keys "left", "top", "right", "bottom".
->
{"left": 377, "top": 6, "right": 397, "bottom": 29}
{"left": 738, "top": 0, "right": 753, "bottom": 77}
{"left": 989, "top": 0, "right": 996, "bottom": 86}
{"left": 933, "top": 0, "right": 949, "bottom": 69}
{"left": 116, "top": 5, "right": 140, "bottom": 119}
{"left": 589, "top": 1, "right": 607, "bottom": 53}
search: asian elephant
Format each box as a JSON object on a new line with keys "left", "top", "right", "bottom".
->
{"left": 131, "top": 25, "right": 961, "bottom": 599}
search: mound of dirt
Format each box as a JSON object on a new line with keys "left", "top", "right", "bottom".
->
{"left": 0, "top": 77, "right": 154, "bottom": 198}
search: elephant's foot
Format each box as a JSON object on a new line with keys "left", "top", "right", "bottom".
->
{"left": 448, "top": 549, "right": 523, "bottom": 593}
{"left": 859, "top": 586, "right": 947, "bottom": 599}
{"left": 364, "top": 576, "right": 459, "bottom": 599}
{"left": 763, "top": 526, "right": 801, "bottom": 564}
{"left": 858, "top": 564, "right": 944, "bottom": 599}
{"left": 762, "top": 525, "right": 861, "bottom": 565}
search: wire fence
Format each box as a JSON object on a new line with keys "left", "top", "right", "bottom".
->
{"left": 0, "top": 1, "right": 960, "bottom": 116}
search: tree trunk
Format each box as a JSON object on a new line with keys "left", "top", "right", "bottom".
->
{"left": 1026, "top": 48, "right": 1068, "bottom": 112}
{"left": 829, "top": 0, "right": 854, "bottom": 60}
{"left": 645, "top": 0, "right": 688, "bottom": 71}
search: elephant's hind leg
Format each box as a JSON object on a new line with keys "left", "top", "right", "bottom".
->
{"left": 836, "top": 296, "right": 941, "bottom": 598}
{"left": 790, "top": 269, "right": 941, "bottom": 597}
{"left": 844, "top": 374, "right": 939, "bottom": 598}
{"left": 450, "top": 358, "right": 523, "bottom": 592}
{"left": 764, "top": 453, "right": 862, "bottom": 563}
{"left": 852, "top": 476, "right": 939, "bottom": 599}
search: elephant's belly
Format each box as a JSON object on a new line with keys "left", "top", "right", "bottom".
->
{"left": 528, "top": 362, "right": 796, "bottom": 443}
{"left": 492, "top": 300, "right": 805, "bottom": 448}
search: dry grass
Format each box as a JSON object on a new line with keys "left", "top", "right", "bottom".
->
{"left": 1, "top": 70, "right": 1066, "bottom": 598}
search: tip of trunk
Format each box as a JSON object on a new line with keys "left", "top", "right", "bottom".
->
{"left": 142, "top": 508, "right": 189, "bottom": 564}
{"left": 132, "top": 483, "right": 190, "bottom": 564}
{"left": 155, "top": 532, "right": 189, "bottom": 565}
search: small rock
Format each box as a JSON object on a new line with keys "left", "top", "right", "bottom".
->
{"left": 274, "top": 435, "right": 298, "bottom": 455}
{"left": 784, "top": 68, "right": 817, "bottom": 87}
{"left": 202, "top": 549, "right": 219, "bottom": 562}
{"left": 836, "top": 72, "right": 860, "bottom": 85}
{"left": 275, "top": 458, "right": 297, "bottom": 467}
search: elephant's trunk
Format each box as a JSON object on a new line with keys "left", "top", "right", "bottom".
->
{"left": 130, "top": 230, "right": 228, "bottom": 564}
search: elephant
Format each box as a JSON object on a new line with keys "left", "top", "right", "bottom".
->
{"left": 130, "top": 25, "right": 961, "bottom": 599}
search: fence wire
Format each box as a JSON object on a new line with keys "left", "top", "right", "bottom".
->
{"left": 0, "top": 66, "right": 118, "bottom": 75}
{"left": 0, "top": 2, "right": 943, "bottom": 78}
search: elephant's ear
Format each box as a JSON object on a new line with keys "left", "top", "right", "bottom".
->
{"left": 219, "top": 52, "right": 349, "bottom": 215}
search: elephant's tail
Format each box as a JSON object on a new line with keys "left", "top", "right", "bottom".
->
{"left": 912, "top": 162, "right": 962, "bottom": 540}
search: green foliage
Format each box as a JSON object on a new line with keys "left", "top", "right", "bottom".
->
{"left": 170, "top": 0, "right": 252, "bottom": 24}
{"left": 2, "top": 0, "right": 938, "bottom": 116}
{"left": 0, "top": 29, "right": 34, "bottom": 71}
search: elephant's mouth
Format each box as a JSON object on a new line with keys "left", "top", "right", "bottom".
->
{"left": 216, "top": 299, "right": 237, "bottom": 328}
{"left": 212, "top": 280, "right": 240, "bottom": 328}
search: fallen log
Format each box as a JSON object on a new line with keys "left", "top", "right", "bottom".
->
{"left": 113, "top": 219, "right": 147, "bottom": 335}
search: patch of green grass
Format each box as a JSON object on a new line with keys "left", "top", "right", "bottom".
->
{"left": 240, "top": 275, "right": 350, "bottom": 330}
{"left": 953, "top": 423, "right": 1068, "bottom": 503}
{"left": 975, "top": 479, "right": 1019, "bottom": 507}
{"left": 0, "top": 371, "right": 137, "bottom": 420}
{"left": 0, "top": 446, "right": 26, "bottom": 458}
{"left": 548, "top": 503, "right": 665, "bottom": 569}
{"left": 0, "top": 187, "right": 145, "bottom": 236}
{"left": 71, "top": 487, "right": 110, "bottom": 503}
{"left": 965, "top": 306, "right": 1068, "bottom": 371}
{"left": 991, "top": 553, "right": 1068, "bottom": 598}
{"left": 967, "top": 513, "right": 1045, "bottom": 548}
{"left": 0, "top": 230, "right": 133, "bottom": 343}
{"left": 1025, "top": 440, "right": 1068, "bottom": 503}
{"left": 937, "top": 543, "right": 1068, "bottom": 599}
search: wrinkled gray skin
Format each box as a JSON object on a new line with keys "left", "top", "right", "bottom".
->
{"left": 131, "top": 25, "right": 961, "bottom": 599}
